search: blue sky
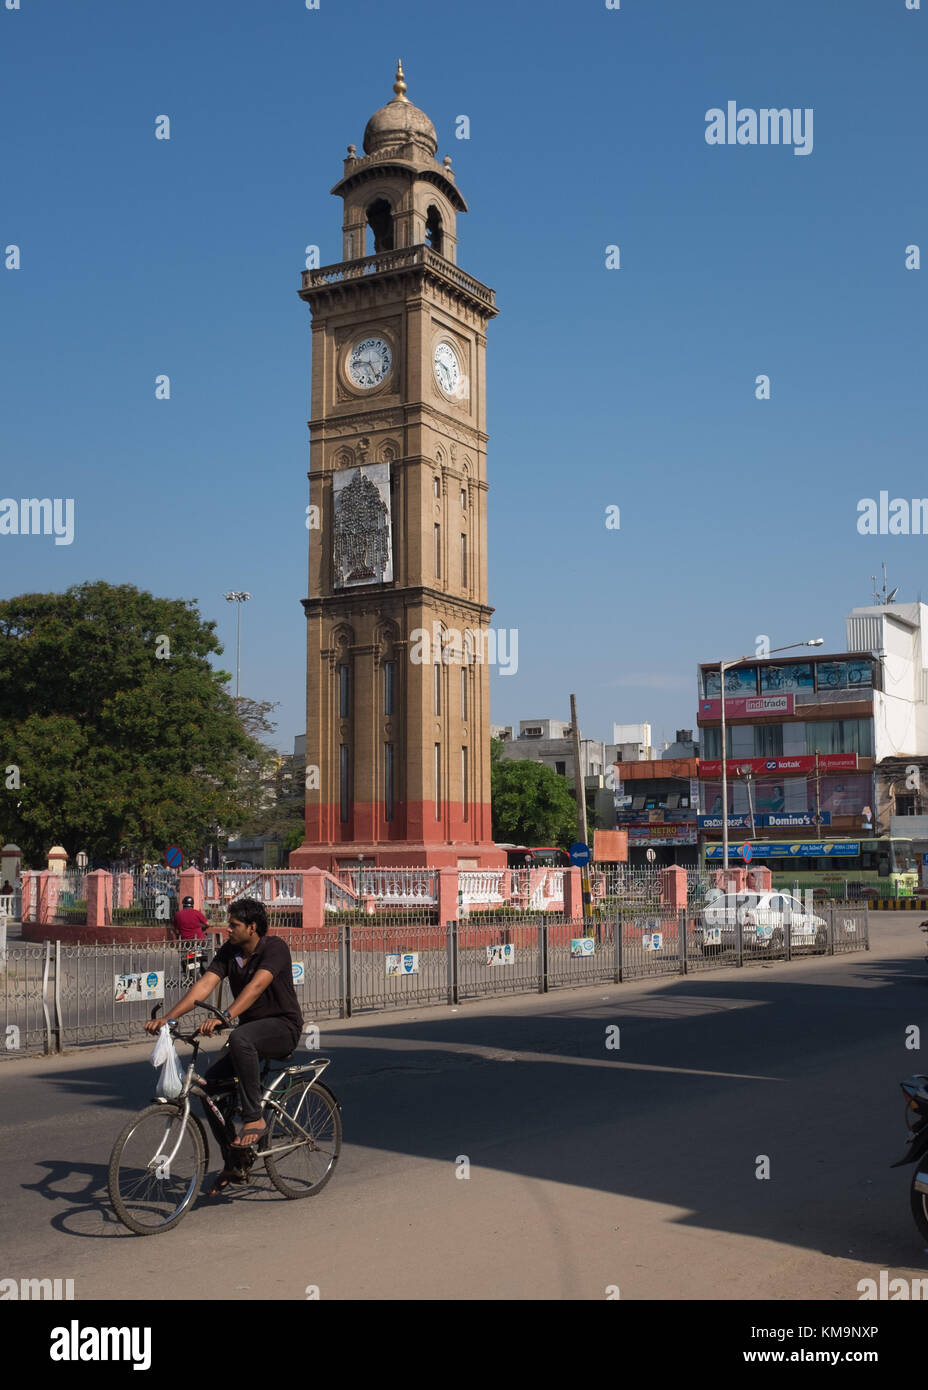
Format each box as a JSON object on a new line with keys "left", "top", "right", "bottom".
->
{"left": 1, "top": 0, "right": 925, "bottom": 751}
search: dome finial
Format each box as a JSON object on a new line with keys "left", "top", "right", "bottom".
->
{"left": 393, "top": 58, "right": 408, "bottom": 101}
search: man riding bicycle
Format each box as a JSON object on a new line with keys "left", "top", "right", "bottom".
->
{"left": 145, "top": 897, "right": 304, "bottom": 1194}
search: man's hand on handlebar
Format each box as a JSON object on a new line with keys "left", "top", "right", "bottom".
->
{"left": 144, "top": 1016, "right": 173, "bottom": 1036}
{"left": 198, "top": 1016, "right": 228, "bottom": 1037}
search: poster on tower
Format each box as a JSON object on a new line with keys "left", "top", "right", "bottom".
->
{"left": 332, "top": 463, "right": 394, "bottom": 587}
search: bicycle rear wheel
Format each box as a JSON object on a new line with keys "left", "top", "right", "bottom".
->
{"left": 108, "top": 1104, "right": 206, "bottom": 1234}
{"left": 263, "top": 1081, "right": 341, "bottom": 1199}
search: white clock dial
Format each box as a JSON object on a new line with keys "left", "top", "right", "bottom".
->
{"left": 348, "top": 337, "right": 392, "bottom": 389}
{"left": 433, "top": 342, "right": 461, "bottom": 396}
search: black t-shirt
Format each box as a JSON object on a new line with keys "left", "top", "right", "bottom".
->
{"left": 205, "top": 935, "right": 303, "bottom": 1038}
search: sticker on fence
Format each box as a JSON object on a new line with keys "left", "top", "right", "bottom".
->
{"left": 115, "top": 971, "right": 164, "bottom": 1002}
{"left": 386, "top": 953, "right": 419, "bottom": 976}
{"left": 843, "top": 918, "right": 857, "bottom": 933}
{"left": 292, "top": 961, "right": 305, "bottom": 984}
{"left": 570, "top": 938, "right": 595, "bottom": 957}
{"left": 486, "top": 944, "right": 514, "bottom": 966}
{"left": 704, "top": 926, "right": 721, "bottom": 945}
{"left": 642, "top": 933, "right": 663, "bottom": 952}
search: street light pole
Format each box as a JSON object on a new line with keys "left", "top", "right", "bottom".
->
{"left": 717, "top": 639, "right": 824, "bottom": 872}
{"left": 224, "top": 591, "right": 252, "bottom": 698}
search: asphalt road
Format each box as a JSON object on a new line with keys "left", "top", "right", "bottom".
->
{"left": 1, "top": 911, "right": 927, "bottom": 1301}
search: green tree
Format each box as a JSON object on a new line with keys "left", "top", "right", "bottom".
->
{"left": 490, "top": 756, "right": 578, "bottom": 847}
{"left": 0, "top": 581, "right": 263, "bottom": 865}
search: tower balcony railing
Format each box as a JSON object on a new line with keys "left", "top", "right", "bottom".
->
{"left": 302, "top": 245, "right": 495, "bottom": 309}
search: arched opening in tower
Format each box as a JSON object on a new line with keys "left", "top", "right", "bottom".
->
{"left": 366, "top": 199, "right": 394, "bottom": 254}
{"left": 426, "top": 205, "right": 444, "bottom": 255}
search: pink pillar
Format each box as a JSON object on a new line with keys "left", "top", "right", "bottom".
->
{"left": 85, "top": 870, "right": 112, "bottom": 930}
{"left": 20, "top": 870, "right": 36, "bottom": 922}
{"left": 178, "top": 867, "right": 204, "bottom": 912}
{"left": 660, "top": 865, "right": 688, "bottom": 910}
{"left": 300, "top": 869, "right": 327, "bottom": 932}
{"left": 35, "top": 871, "right": 60, "bottom": 925}
{"left": 714, "top": 867, "right": 745, "bottom": 893}
{"left": 117, "top": 872, "right": 134, "bottom": 907}
{"left": 562, "top": 867, "right": 583, "bottom": 921}
{"left": 745, "top": 866, "right": 772, "bottom": 892}
{"left": 438, "top": 867, "right": 459, "bottom": 924}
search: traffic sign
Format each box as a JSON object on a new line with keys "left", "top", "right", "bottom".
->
{"left": 742, "top": 843, "right": 753, "bottom": 863}
{"left": 645, "top": 848, "right": 657, "bottom": 863}
{"left": 569, "top": 841, "right": 592, "bottom": 867}
{"left": 165, "top": 846, "right": 183, "bottom": 868}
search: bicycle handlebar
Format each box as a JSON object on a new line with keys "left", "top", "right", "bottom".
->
{"left": 149, "top": 1001, "right": 233, "bottom": 1036}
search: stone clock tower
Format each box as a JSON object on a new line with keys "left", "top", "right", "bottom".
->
{"left": 290, "top": 63, "right": 504, "bottom": 872}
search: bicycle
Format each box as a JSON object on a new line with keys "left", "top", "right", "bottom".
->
{"left": 107, "top": 1002, "right": 341, "bottom": 1235}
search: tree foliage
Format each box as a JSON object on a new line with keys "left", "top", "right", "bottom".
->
{"left": 490, "top": 755, "right": 578, "bottom": 847}
{"left": 0, "top": 581, "right": 263, "bottom": 864}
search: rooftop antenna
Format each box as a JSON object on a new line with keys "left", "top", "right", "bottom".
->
{"left": 872, "top": 563, "right": 894, "bottom": 605}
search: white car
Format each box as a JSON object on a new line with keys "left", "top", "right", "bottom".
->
{"left": 698, "top": 891, "right": 827, "bottom": 949}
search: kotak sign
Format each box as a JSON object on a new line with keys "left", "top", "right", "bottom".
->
{"left": 698, "top": 754, "right": 858, "bottom": 777}
{"left": 699, "top": 695, "right": 794, "bottom": 718}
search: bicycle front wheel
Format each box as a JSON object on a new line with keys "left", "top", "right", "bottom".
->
{"left": 108, "top": 1104, "right": 206, "bottom": 1234}
{"left": 264, "top": 1081, "right": 341, "bottom": 1199}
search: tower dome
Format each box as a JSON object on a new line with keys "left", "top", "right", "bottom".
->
{"left": 363, "top": 60, "right": 437, "bottom": 158}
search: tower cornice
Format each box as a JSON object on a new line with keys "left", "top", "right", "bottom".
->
{"left": 300, "top": 245, "right": 497, "bottom": 320}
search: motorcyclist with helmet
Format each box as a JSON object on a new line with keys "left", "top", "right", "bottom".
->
{"left": 173, "top": 895, "right": 209, "bottom": 941}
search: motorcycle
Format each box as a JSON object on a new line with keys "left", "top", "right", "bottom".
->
{"left": 891, "top": 1075, "right": 928, "bottom": 1241}
{"left": 180, "top": 944, "right": 208, "bottom": 986}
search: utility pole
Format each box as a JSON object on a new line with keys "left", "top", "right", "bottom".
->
{"left": 570, "top": 694, "right": 588, "bottom": 847}
{"left": 570, "top": 694, "right": 593, "bottom": 934}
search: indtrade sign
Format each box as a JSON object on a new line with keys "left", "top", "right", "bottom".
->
{"left": 699, "top": 695, "right": 794, "bottom": 718}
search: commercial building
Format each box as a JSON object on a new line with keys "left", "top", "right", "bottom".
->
{"left": 613, "top": 754, "right": 701, "bottom": 868}
{"left": 696, "top": 600, "right": 928, "bottom": 893}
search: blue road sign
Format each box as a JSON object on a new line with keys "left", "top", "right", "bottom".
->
{"left": 569, "top": 841, "right": 592, "bottom": 867}
{"left": 742, "top": 843, "right": 753, "bottom": 863}
{"left": 165, "top": 846, "right": 183, "bottom": 868}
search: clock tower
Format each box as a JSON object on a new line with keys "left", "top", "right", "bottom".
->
{"left": 290, "top": 63, "right": 504, "bottom": 872}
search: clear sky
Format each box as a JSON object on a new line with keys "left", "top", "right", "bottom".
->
{"left": 1, "top": 0, "right": 925, "bottom": 751}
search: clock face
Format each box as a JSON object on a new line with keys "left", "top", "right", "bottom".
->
{"left": 348, "top": 337, "right": 392, "bottom": 389}
{"left": 433, "top": 341, "right": 461, "bottom": 396}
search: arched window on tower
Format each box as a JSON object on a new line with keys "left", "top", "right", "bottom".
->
{"left": 366, "top": 199, "right": 394, "bottom": 254}
{"left": 426, "top": 205, "right": 444, "bottom": 255}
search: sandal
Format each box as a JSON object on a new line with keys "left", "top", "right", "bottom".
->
{"left": 208, "top": 1168, "right": 246, "bottom": 1196}
{"left": 231, "top": 1121, "right": 267, "bottom": 1149}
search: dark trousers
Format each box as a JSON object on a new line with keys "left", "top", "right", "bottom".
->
{"left": 204, "top": 1018, "right": 298, "bottom": 1123}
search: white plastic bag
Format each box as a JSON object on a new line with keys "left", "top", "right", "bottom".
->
{"left": 151, "top": 1026, "right": 184, "bottom": 1099}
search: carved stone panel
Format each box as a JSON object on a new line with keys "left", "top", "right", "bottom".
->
{"left": 332, "top": 463, "right": 394, "bottom": 587}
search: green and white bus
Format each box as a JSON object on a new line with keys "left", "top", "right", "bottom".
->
{"left": 703, "top": 837, "right": 918, "bottom": 899}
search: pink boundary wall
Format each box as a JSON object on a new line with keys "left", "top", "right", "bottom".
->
{"left": 20, "top": 863, "right": 724, "bottom": 944}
